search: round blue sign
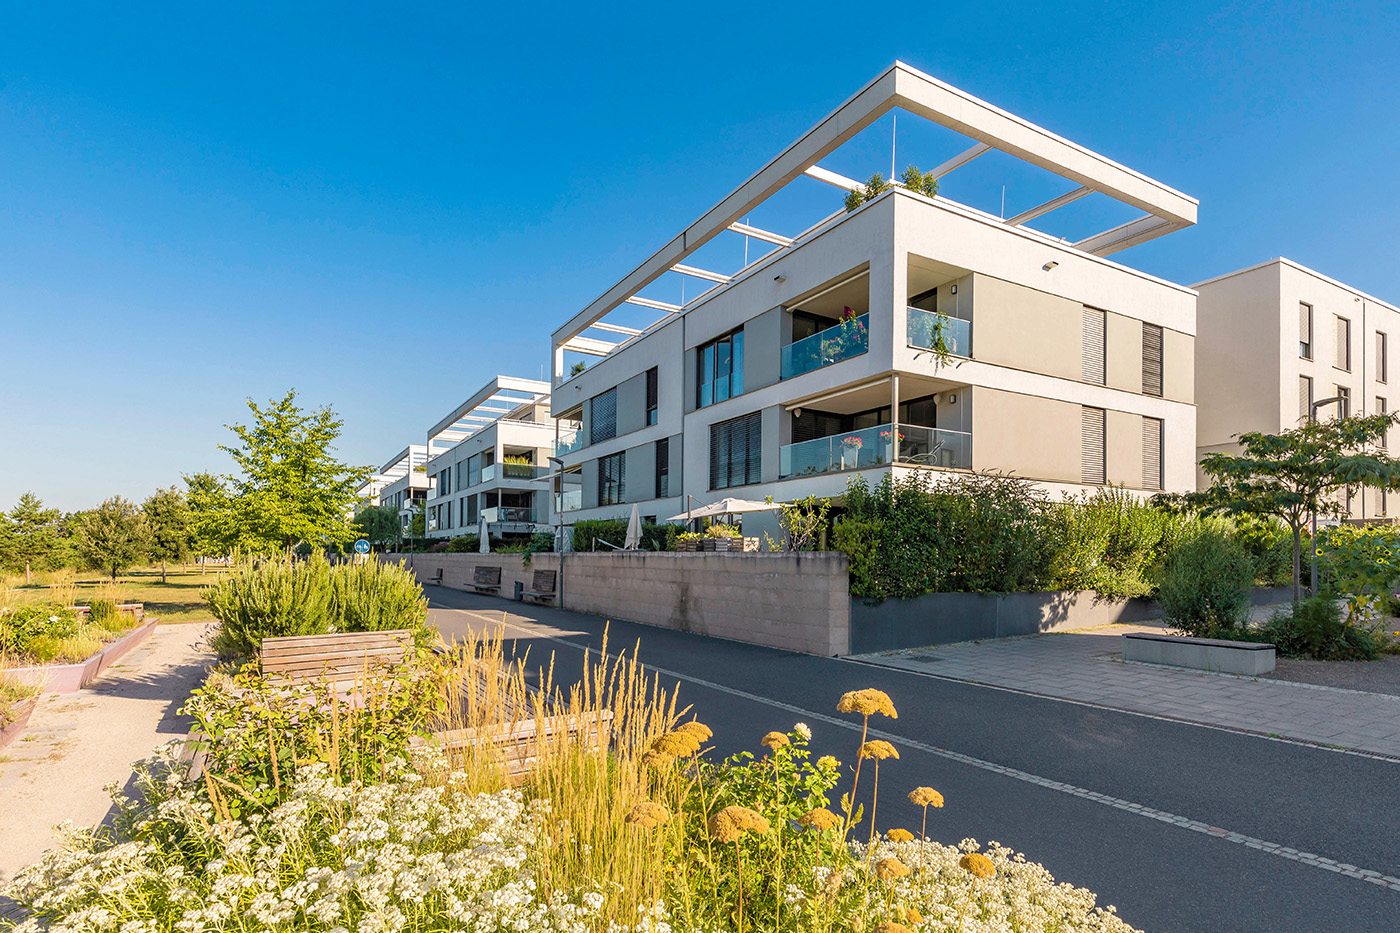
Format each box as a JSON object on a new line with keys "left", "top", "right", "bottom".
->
{"left": 354, "top": 539, "right": 370, "bottom": 554}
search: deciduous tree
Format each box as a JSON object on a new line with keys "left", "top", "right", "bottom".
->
{"left": 216, "top": 390, "right": 370, "bottom": 556}
{"left": 77, "top": 497, "right": 151, "bottom": 581}
{"left": 144, "top": 487, "right": 193, "bottom": 583}
{"left": 1185, "top": 413, "right": 1400, "bottom": 602}
{"left": 353, "top": 504, "right": 401, "bottom": 552}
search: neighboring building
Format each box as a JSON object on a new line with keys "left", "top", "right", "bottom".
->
{"left": 357, "top": 446, "right": 431, "bottom": 511}
{"left": 548, "top": 62, "right": 1199, "bottom": 527}
{"left": 1195, "top": 258, "right": 1399, "bottom": 521}
{"left": 422, "top": 376, "right": 577, "bottom": 540}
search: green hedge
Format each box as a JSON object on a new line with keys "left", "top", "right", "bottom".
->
{"left": 571, "top": 519, "right": 680, "bottom": 552}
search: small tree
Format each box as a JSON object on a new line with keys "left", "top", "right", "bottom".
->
{"left": 217, "top": 391, "right": 370, "bottom": 556}
{"left": 353, "top": 505, "right": 401, "bottom": 552}
{"left": 185, "top": 471, "right": 232, "bottom": 571}
{"left": 1187, "top": 413, "right": 1400, "bottom": 603}
{"left": 8, "top": 492, "right": 60, "bottom": 583}
{"left": 77, "top": 497, "right": 151, "bottom": 581}
{"left": 144, "top": 486, "right": 193, "bottom": 583}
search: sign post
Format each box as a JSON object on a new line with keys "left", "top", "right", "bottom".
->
{"left": 353, "top": 539, "right": 370, "bottom": 562}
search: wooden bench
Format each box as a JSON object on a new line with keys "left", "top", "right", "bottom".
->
{"left": 414, "top": 710, "right": 614, "bottom": 781}
{"left": 261, "top": 630, "right": 415, "bottom": 687}
{"left": 469, "top": 565, "right": 502, "bottom": 595}
{"left": 522, "top": 569, "right": 557, "bottom": 604}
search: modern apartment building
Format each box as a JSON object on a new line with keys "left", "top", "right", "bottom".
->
{"left": 548, "top": 62, "right": 1199, "bottom": 526}
{"left": 1195, "top": 258, "right": 1399, "bottom": 520}
{"left": 357, "top": 445, "right": 431, "bottom": 510}
{"left": 422, "top": 376, "right": 576, "bottom": 540}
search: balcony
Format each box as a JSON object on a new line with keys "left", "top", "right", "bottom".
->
{"left": 779, "top": 423, "right": 971, "bottom": 478}
{"left": 555, "top": 430, "right": 583, "bottom": 457}
{"left": 481, "top": 506, "right": 540, "bottom": 524}
{"left": 501, "top": 462, "right": 547, "bottom": 479}
{"left": 781, "top": 312, "right": 870, "bottom": 379}
{"left": 906, "top": 308, "right": 971, "bottom": 358}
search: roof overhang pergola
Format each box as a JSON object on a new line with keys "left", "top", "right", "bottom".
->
{"left": 426, "top": 375, "right": 551, "bottom": 454}
{"left": 550, "top": 61, "right": 1197, "bottom": 383}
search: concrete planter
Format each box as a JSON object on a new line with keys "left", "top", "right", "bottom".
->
{"left": 1123, "top": 631, "right": 1276, "bottom": 675}
{"left": 5, "top": 617, "right": 159, "bottom": 694}
{"left": 0, "top": 697, "right": 38, "bottom": 752}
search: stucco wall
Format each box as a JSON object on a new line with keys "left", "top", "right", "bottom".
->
{"left": 972, "top": 387, "right": 1082, "bottom": 484}
{"left": 969, "top": 274, "right": 1082, "bottom": 381}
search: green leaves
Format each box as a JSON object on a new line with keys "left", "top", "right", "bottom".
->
{"left": 75, "top": 496, "right": 150, "bottom": 580}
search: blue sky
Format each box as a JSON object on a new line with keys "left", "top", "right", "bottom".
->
{"left": 1, "top": 1, "right": 1397, "bottom": 511}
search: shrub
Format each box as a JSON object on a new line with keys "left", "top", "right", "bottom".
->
{"left": 1158, "top": 529, "right": 1255, "bottom": 637}
{"left": 1255, "top": 597, "right": 1380, "bottom": 661}
{"left": 0, "top": 606, "right": 82, "bottom": 656}
{"left": 446, "top": 534, "right": 480, "bottom": 552}
{"left": 87, "top": 598, "right": 118, "bottom": 626}
{"left": 571, "top": 518, "right": 680, "bottom": 552}
{"left": 1048, "top": 487, "right": 1178, "bottom": 598}
{"left": 203, "top": 556, "right": 430, "bottom": 659}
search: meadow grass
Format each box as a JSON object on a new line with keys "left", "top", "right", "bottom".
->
{"left": 1, "top": 566, "right": 228, "bottom": 622}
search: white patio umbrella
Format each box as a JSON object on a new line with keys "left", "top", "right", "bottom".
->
{"left": 623, "top": 503, "right": 643, "bottom": 549}
{"left": 479, "top": 517, "right": 490, "bottom": 553}
{"left": 666, "top": 497, "right": 779, "bottom": 523}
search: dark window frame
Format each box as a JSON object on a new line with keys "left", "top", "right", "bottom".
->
{"left": 598, "top": 452, "right": 626, "bottom": 506}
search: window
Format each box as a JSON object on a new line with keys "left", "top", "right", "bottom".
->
{"left": 1142, "top": 417, "right": 1163, "bottom": 491}
{"left": 590, "top": 388, "right": 618, "bottom": 444}
{"left": 1336, "top": 385, "right": 1351, "bottom": 417}
{"left": 598, "top": 452, "right": 625, "bottom": 506}
{"left": 1299, "top": 375, "right": 1313, "bottom": 422}
{"left": 1299, "top": 302, "right": 1313, "bottom": 359}
{"left": 466, "top": 494, "right": 479, "bottom": 526}
{"left": 438, "top": 468, "right": 452, "bottom": 496}
{"left": 655, "top": 437, "right": 670, "bottom": 498}
{"left": 1081, "top": 406, "right": 1106, "bottom": 485}
{"left": 1379, "top": 332, "right": 1389, "bottom": 383}
{"left": 1081, "top": 309, "right": 1106, "bottom": 385}
{"left": 1379, "top": 397, "right": 1388, "bottom": 448}
{"left": 697, "top": 330, "right": 745, "bottom": 407}
{"left": 467, "top": 453, "right": 481, "bottom": 487}
{"left": 1334, "top": 315, "right": 1352, "bottom": 371}
{"left": 1142, "top": 323, "right": 1163, "bottom": 397}
{"left": 645, "top": 367, "right": 659, "bottom": 425}
{"left": 710, "top": 411, "right": 762, "bottom": 489}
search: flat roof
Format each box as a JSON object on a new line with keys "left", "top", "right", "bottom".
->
{"left": 1192, "top": 257, "right": 1400, "bottom": 314}
{"left": 426, "top": 375, "right": 550, "bottom": 451}
{"left": 550, "top": 61, "right": 1198, "bottom": 377}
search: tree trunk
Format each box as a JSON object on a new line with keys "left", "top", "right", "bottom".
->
{"left": 25, "top": 559, "right": 31, "bottom": 586}
{"left": 161, "top": 559, "right": 167, "bottom": 585}
{"left": 1292, "top": 525, "right": 1302, "bottom": 605}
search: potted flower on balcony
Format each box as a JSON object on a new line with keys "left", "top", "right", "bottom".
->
{"left": 839, "top": 434, "right": 864, "bottom": 469}
{"left": 821, "top": 307, "right": 868, "bottom": 363}
{"left": 878, "top": 428, "right": 905, "bottom": 463}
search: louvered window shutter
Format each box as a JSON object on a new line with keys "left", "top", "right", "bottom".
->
{"left": 1081, "top": 407, "right": 1106, "bottom": 485}
{"left": 1299, "top": 303, "right": 1312, "bottom": 358}
{"left": 1142, "top": 323, "right": 1163, "bottom": 397}
{"left": 1334, "top": 317, "right": 1351, "bottom": 371}
{"left": 1299, "top": 376, "right": 1313, "bottom": 422}
{"left": 1142, "top": 417, "right": 1163, "bottom": 491}
{"left": 1082, "top": 309, "right": 1106, "bottom": 384}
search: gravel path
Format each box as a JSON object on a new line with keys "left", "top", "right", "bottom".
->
{"left": 1260, "top": 653, "right": 1400, "bottom": 696}
{"left": 0, "top": 623, "right": 213, "bottom": 896}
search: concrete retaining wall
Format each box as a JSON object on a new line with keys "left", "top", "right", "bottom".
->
{"left": 848, "top": 590, "right": 1158, "bottom": 655}
{"left": 385, "top": 551, "right": 852, "bottom": 655}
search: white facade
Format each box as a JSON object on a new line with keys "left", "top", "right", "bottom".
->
{"left": 1195, "top": 258, "right": 1399, "bottom": 520}
{"left": 421, "top": 376, "right": 577, "bottom": 540}
{"left": 549, "top": 64, "right": 1198, "bottom": 528}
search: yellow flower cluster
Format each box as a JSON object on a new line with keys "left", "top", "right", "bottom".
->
{"left": 643, "top": 725, "right": 709, "bottom": 767}
{"left": 875, "top": 856, "right": 911, "bottom": 880}
{"left": 859, "top": 740, "right": 899, "bottom": 760}
{"left": 959, "top": 852, "right": 997, "bottom": 879}
{"left": 798, "top": 807, "right": 841, "bottom": 830}
{"left": 908, "top": 787, "right": 943, "bottom": 808}
{"left": 837, "top": 688, "right": 898, "bottom": 719}
{"left": 624, "top": 801, "right": 671, "bottom": 828}
{"left": 675, "top": 720, "right": 712, "bottom": 742}
{"left": 874, "top": 923, "right": 913, "bottom": 933}
{"left": 886, "top": 828, "right": 914, "bottom": 843}
{"left": 817, "top": 755, "right": 841, "bottom": 770}
{"left": 761, "top": 731, "right": 790, "bottom": 749}
{"left": 708, "top": 805, "right": 770, "bottom": 843}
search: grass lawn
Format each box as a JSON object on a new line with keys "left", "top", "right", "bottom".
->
{"left": 3, "top": 566, "right": 227, "bottom": 623}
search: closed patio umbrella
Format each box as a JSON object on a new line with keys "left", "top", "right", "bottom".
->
{"left": 623, "top": 503, "right": 643, "bottom": 549}
{"left": 479, "top": 517, "right": 490, "bottom": 553}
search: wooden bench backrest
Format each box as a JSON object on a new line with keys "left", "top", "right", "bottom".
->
{"left": 261, "top": 630, "right": 414, "bottom": 683}
{"left": 531, "top": 569, "right": 557, "bottom": 593}
{"left": 474, "top": 566, "right": 502, "bottom": 585}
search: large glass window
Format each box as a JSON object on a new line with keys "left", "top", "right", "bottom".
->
{"left": 599, "top": 452, "right": 626, "bottom": 506}
{"left": 710, "top": 412, "right": 762, "bottom": 489}
{"left": 467, "top": 453, "right": 481, "bottom": 487}
{"left": 591, "top": 388, "right": 618, "bottom": 444}
{"left": 645, "top": 368, "right": 659, "bottom": 425}
{"left": 697, "top": 330, "right": 744, "bottom": 408}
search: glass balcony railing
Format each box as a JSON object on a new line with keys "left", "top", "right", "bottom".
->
{"left": 906, "top": 307, "right": 971, "bottom": 358}
{"left": 560, "top": 489, "right": 582, "bottom": 512}
{"left": 500, "top": 462, "right": 546, "bottom": 479}
{"left": 779, "top": 423, "right": 971, "bottom": 478}
{"left": 481, "top": 506, "right": 539, "bottom": 524}
{"left": 781, "top": 312, "right": 870, "bottom": 379}
{"left": 555, "top": 431, "right": 583, "bottom": 457}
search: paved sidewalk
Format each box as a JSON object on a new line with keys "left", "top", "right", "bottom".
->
{"left": 0, "top": 623, "right": 213, "bottom": 887}
{"left": 856, "top": 623, "right": 1400, "bottom": 758}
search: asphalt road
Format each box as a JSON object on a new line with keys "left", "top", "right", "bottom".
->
{"left": 428, "top": 588, "right": 1400, "bottom": 933}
